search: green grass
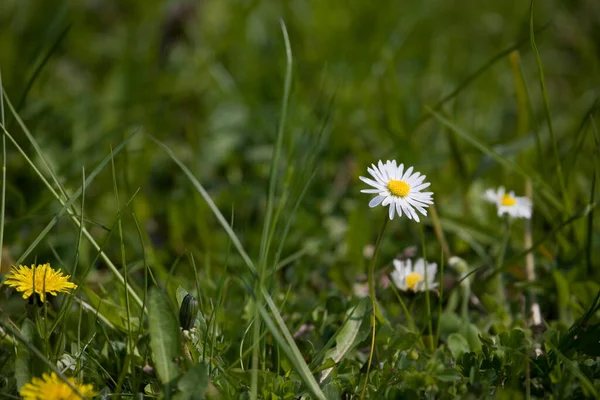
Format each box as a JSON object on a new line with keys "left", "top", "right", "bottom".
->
{"left": 1, "top": 0, "right": 600, "bottom": 398}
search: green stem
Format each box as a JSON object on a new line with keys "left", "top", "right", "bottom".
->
{"left": 389, "top": 283, "right": 426, "bottom": 349}
{"left": 435, "top": 250, "right": 445, "bottom": 347}
{"left": 493, "top": 216, "right": 512, "bottom": 326}
{"left": 530, "top": 0, "right": 570, "bottom": 215}
{"left": 360, "top": 215, "right": 389, "bottom": 399}
{"left": 368, "top": 216, "right": 389, "bottom": 323}
{"left": 419, "top": 224, "right": 434, "bottom": 351}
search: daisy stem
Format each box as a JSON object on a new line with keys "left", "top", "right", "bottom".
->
{"left": 435, "top": 249, "right": 444, "bottom": 347}
{"left": 389, "top": 283, "right": 426, "bottom": 349}
{"left": 361, "top": 215, "right": 389, "bottom": 399}
{"left": 493, "top": 216, "right": 511, "bottom": 325}
{"left": 418, "top": 224, "right": 434, "bottom": 351}
{"left": 367, "top": 216, "right": 388, "bottom": 323}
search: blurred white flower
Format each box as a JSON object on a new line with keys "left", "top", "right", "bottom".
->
{"left": 362, "top": 244, "right": 375, "bottom": 259}
{"left": 390, "top": 258, "right": 438, "bottom": 292}
{"left": 483, "top": 186, "right": 532, "bottom": 219}
{"left": 360, "top": 160, "right": 433, "bottom": 221}
{"left": 352, "top": 282, "right": 369, "bottom": 298}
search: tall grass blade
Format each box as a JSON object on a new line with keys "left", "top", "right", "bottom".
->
{"left": 529, "top": 0, "right": 570, "bottom": 214}
{"left": 151, "top": 135, "right": 325, "bottom": 398}
{"left": 0, "top": 94, "right": 145, "bottom": 308}
{"left": 427, "top": 108, "right": 563, "bottom": 211}
{"left": 413, "top": 23, "right": 549, "bottom": 131}
{"left": 0, "top": 320, "right": 88, "bottom": 398}
{"left": 0, "top": 70, "right": 5, "bottom": 274}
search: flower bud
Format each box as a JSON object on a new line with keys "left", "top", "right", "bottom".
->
{"left": 179, "top": 294, "right": 198, "bottom": 331}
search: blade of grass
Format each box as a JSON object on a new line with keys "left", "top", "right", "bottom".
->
{"left": 15, "top": 24, "right": 72, "bottom": 115}
{"left": 0, "top": 70, "right": 6, "bottom": 274}
{"left": 564, "top": 97, "right": 600, "bottom": 183}
{"left": 259, "top": 19, "right": 293, "bottom": 275}
{"left": 548, "top": 343, "right": 599, "bottom": 398}
{"left": 254, "top": 21, "right": 293, "bottom": 395}
{"left": 0, "top": 109, "right": 145, "bottom": 309}
{"left": 3, "top": 88, "right": 69, "bottom": 202}
{"left": 427, "top": 108, "right": 563, "bottom": 211}
{"left": 587, "top": 116, "right": 599, "bottom": 276}
{"left": 530, "top": 0, "right": 570, "bottom": 214}
{"left": 111, "top": 147, "right": 136, "bottom": 393}
{"left": 412, "top": 23, "right": 550, "bottom": 131}
{"left": 0, "top": 320, "right": 89, "bottom": 399}
{"left": 460, "top": 205, "right": 595, "bottom": 284}
{"left": 14, "top": 179, "right": 88, "bottom": 266}
{"left": 150, "top": 135, "right": 325, "bottom": 399}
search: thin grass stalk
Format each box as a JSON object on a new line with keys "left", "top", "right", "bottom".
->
{"left": 360, "top": 215, "right": 389, "bottom": 398}
{"left": 524, "top": 180, "right": 541, "bottom": 325}
{"left": 419, "top": 225, "right": 434, "bottom": 350}
{"left": 435, "top": 250, "right": 445, "bottom": 347}
{"left": 0, "top": 320, "right": 88, "bottom": 399}
{"left": 57, "top": 167, "right": 87, "bottom": 365}
{"left": 413, "top": 24, "right": 549, "bottom": 132}
{"left": 529, "top": 0, "right": 570, "bottom": 214}
{"left": 588, "top": 117, "right": 600, "bottom": 277}
{"left": 0, "top": 72, "right": 5, "bottom": 275}
{"left": 509, "top": 50, "right": 545, "bottom": 172}
{"left": 493, "top": 216, "right": 511, "bottom": 327}
{"left": 253, "top": 22, "right": 294, "bottom": 396}
{"left": 427, "top": 108, "right": 562, "bottom": 211}
{"left": 0, "top": 118, "right": 145, "bottom": 309}
{"left": 429, "top": 205, "right": 450, "bottom": 260}
{"left": 131, "top": 213, "right": 151, "bottom": 346}
{"left": 388, "top": 283, "right": 427, "bottom": 350}
{"left": 111, "top": 148, "right": 136, "bottom": 393}
{"left": 152, "top": 136, "right": 325, "bottom": 399}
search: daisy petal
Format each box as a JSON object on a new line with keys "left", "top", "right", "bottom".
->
{"left": 369, "top": 195, "right": 385, "bottom": 208}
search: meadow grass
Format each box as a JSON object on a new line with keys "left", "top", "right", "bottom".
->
{"left": 1, "top": 0, "right": 600, "bottom": 398}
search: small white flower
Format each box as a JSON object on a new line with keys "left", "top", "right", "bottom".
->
{"left": 360, "top": 160, "right": 433, "bottom": 221}
{"left": 483, "top": 186, "right": 532, "bottom": 219}
{"left": 390, "top": 258, "right": 438, "bottom": 292}
{"left": 352, "top": 282, "right": 369, "bottom": 298}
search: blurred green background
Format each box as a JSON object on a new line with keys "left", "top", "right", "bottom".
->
{"left": 1, "top": 0, "right": 599, "bottom": 304}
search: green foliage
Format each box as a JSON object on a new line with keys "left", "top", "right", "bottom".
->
{"left": 1, "top": 0, "right": 600, "bottom": 398}
{"left": 148, "top": 288, "right": 182, "bottom": 384}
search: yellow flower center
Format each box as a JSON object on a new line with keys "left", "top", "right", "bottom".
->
{"left": 501, "top": 194, "right": 516, "bottom": 206}
{"left": 387, "top": 179, "right": 410, "bottom": 197}
{"left": 406, "top": 272, "right": 423, "bottom": 291}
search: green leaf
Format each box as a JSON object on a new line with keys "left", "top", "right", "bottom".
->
{"left": 84, "top": 288, "right": 138, "bottom": 332}
{"left": 438, "top": 312, "right": 462, "bottom": 341}
{"left": 548, "top": 342, "right": 599, "bottom": 398}
{"left": 176, "top": 363, "right": 208, "bottom": 400}
{"left": 176, "top": 286, "right": 189, "bottom": 308}
{"left": 319, "top": 298, "right": 369, "bottom": 383}
{"left": 435, "top": 367, "right": 462, "bottom": 382}
{"left": 313, "top": 358, "right": 336, "bottom": 373}
{"left": 447, "top": 333, "right": 470, "bottom": 359}
{"left": 322, "top": 382, "right": 341, "bottom": 400}
{"left": 459, "top": 323, "right": 482, "bottom": 353}
{"left": 15, "top": 319, "right": 35, "bottom": 389}
{"left": 148, "top": 288, "right": 182, "bottom": 384}
{"left": 553, "top": 270, "right": 571, "bottom": 325}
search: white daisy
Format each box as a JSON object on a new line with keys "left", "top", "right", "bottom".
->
{"left": 390, "top": 258, "right": 438, "bottom": 292}
{"left": 359, "top": 160, "right": 433, "bottom": 221}
{"left": 483, "top": 186, "right": 532, "bottom": 219}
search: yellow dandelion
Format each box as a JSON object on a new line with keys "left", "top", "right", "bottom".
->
{"left": 4, "top": 263, "right": 77, "bottom": 302}
{"left": 20, "top": 372, "right": 96, "bottom": 400}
